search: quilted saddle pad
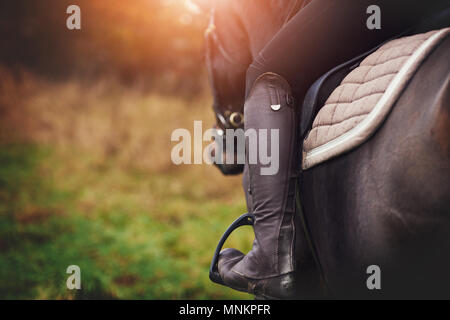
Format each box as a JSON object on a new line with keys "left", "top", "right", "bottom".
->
{"left": 302, "top": 28, "right": 450, "bottom": 170}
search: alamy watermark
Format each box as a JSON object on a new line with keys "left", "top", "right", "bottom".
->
{"left": 66, "top": 265, "right": 81, "bottom": 290}
{"left": 367, "top": 5, "right": 381, "bottom": 30}
{"left": 366, "top": 265, "right": 381, "bottom": 290}
{"left": 66, "top": 5, "right": 81, "bottom": 30}
{"left": 171, "top": 121, "right": 280, "bottom": 175}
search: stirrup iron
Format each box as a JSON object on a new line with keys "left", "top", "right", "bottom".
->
{"left": 209, "top": 213, "right": 255, "bottom": 285}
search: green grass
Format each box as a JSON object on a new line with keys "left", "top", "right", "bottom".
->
{"left": 0, "top": 143, "right": 253, "bottom": 299}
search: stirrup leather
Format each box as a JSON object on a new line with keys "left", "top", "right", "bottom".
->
{"left": 209, "top": 213, "right": 255, "bottom": 285}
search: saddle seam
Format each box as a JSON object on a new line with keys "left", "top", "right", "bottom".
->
{"left": 313, "top": 113, "right": 370, "bottom": 130}
{"left": 365, "top": 37, "right": 427, "bottom": 57}
{"left": 322, "top": 90, "right": 385, "bottom": 113}
{"left": 326, "top": 61, "right": 373, "bottom": 144}
{"left": 360, "top": 52, "right": 414, "bottom": 68}
{"left": 339, "top": 71, "right": 403, "bottom": 88}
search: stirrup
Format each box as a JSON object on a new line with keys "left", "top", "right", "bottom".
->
{"left": 209, "top": 213, "right": 255, "bottom": 285}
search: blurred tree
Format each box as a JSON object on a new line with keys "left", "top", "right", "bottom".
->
{"left": 0, "top": 0, "right": 209, "bottom": 95}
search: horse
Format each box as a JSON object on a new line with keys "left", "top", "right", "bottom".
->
{"left": 203, "top": 0, "right": 450, "bottom": 298}
{"left": 204, "top": 0, "right": 310, "bottom": 175}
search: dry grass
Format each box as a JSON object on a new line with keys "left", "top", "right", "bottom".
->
{"left": 1, "top": 68, "right": 209, "bottom": 170}
{"left": 0, "top": 67, "right": 252, "bottom": 299}
{"left": 0, "top": 66, "right": 245, "bottom": 197}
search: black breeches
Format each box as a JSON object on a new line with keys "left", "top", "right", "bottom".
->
{"left": 245, "top": 0, "right": 450, "bottom": 100}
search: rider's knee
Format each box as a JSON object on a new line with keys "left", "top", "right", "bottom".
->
{"left": 245, "top": 54, "right": 271, "bottom": 98}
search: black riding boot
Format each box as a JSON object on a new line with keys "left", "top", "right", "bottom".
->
{"left": 217, "top": 72, "right": 302, "bottom": 299}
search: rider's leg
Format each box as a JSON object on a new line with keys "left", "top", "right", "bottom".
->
{"left": 218, "top": 72, "right": 302, "bottom": 299}
{"left": 246, "top": 0, "right": 450, "bottom": 99}
{"left": 217, "top": 0, "right": 450, "bottom": 298}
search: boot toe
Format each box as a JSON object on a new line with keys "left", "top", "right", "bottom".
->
{"left": 218, "top": 248, "right": 245, "bottom": 274}
{"left": 218, "top": 248, "right": 248, "bottom": 291}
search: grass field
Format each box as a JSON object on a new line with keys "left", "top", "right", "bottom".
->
{"left": 0, "top": 70, "right": 253, "bottom": 299}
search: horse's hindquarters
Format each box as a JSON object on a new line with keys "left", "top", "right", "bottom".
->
{"left": 301, "top": 35, "right": 450, "bottom": 298}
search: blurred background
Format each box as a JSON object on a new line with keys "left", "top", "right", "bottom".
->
{"left": 0, "top": 0, "right": 253, "bottom": 299}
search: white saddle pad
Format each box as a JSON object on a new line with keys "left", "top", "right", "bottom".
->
{"left": 302, "top": 28, "right": 450, "bottom": 170}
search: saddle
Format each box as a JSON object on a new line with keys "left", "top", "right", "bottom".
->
{"left": 300, "top": 9, "right": 450, "bottom": 170}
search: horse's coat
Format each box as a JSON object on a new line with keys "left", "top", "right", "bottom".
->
{"left": 205, "top": 0, "right": 450, "bottom": 298}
